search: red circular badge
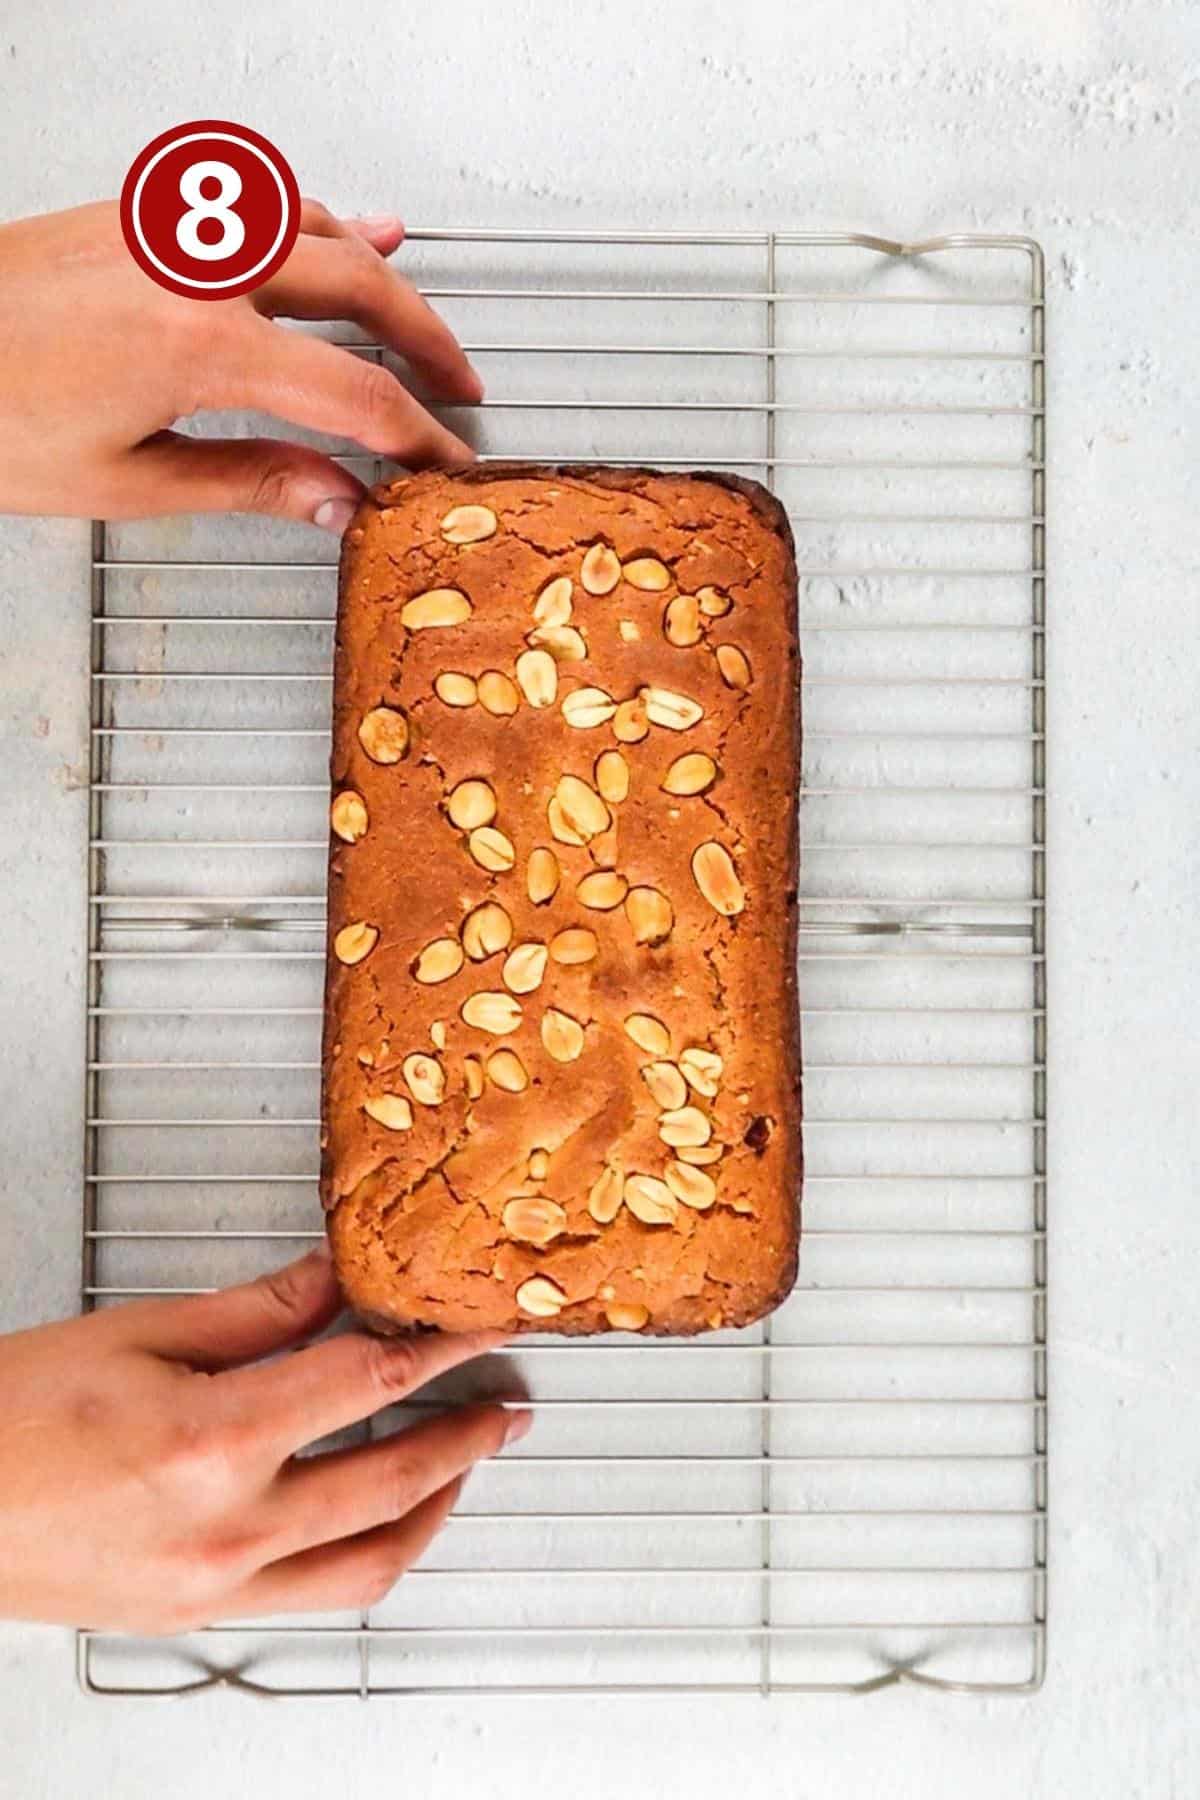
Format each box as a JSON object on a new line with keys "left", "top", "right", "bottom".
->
{"left": 120, "top": 120, "right": 301, "bottom": 301}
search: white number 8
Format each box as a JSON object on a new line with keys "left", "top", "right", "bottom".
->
{"left": 176, "top": 159, "right": 246, "bottom": 263}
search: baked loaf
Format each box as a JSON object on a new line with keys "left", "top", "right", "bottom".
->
{"left": 322, "top": 465, "right": 801, "bottom": 1335}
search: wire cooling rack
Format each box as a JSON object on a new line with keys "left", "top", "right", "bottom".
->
{"left": 78, "top": 229, "right": 1046, "bottom": 1699}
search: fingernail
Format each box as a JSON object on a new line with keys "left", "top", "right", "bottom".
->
{"left": 313, "top": 497, "right": 358, "bottom": 534}
{"left": 466, "top": 362, "right": 486, "bottom": 402}
{"left": 354, "top": 213, "right": 403, "bottom": 233}
{"left": 503, "top": 1408, "right": 533, "bottom": 1447}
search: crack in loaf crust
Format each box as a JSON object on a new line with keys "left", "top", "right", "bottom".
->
{"left": 321, "top": 464, "right": 801, "bottom": 1336}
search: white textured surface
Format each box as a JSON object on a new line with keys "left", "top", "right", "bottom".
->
{"left": 0, "top": 1, "right": 1197, "bottom": 1794}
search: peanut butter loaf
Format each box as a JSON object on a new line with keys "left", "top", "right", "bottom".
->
{"left": 321, "top": 465, "right": 801, "bottom": 1335}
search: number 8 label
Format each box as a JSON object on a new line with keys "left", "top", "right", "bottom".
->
{"left": 175, "top": 160, "right": 246, "bottom": 263}
{"left": 120, "top": 120, "right": 300, "bottom": 300}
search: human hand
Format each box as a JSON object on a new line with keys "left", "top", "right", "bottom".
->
{"left": 0, "top": 1246, "right": 527, "bottom": 1632}
{"left": 0, "top": 198, "right": 481, "bottom": 530}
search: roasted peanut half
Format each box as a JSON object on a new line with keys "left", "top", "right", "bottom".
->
{"left": 440, "top": 504, "right": 497, "bottom": 544}
{"left": 468, "top": 826, "right": 516, "bottom": 873}
{"left": 502, "top": 941, "right": 549, "bottom": 994}
{"left": 447, "top": 778, "right": 497, "bottom": 830}
{"left": 516, "top": 648, "right": 558, "bottom": 708}
{"left": 549, "top": 927, "right": 598, "bottom": 965}
{"left": 642, "top": 686, "right": 703, "bottom": 731}
{"left": 562, "top": 686, "right": 617, "bottom": 729}
{"left": 460, "top": 991, "right": 523, "bottom": 1034}
{"left": 679, "top": 1045, "right": 724, "bottom": 1097}
{"left": 624, "top": 1012, "right": 670, "bottom": 1056}
{"left": 676, "top": 1143, "right": 724, "bottom": 1166}
{"left": 588, "top": 823, "right": 619, "bottom": 869}
{"left": 692, "top": 840, "right": 745, "bottom": 915}
{"left": 334, "top": 921, "right": 378, "bottom": 965}
{"left": 623, "top": 556, "right": 671, "bottom": 592}
{"left": 715, "top": 643, "right": 752, "bottom": 690}
{"left": 641, "top": 1061, "right": 687, "bottom": 1110}
{"left": 412, "top": 937, "right": 465, "bottom": 985}
{"left": 461, "top": 901, "right": 512, "bottom": 960}
{"left": 612, "top": 696, "right": 649, "bottom": 744}
{"left": 594, "top": 749, "right": 630, "bottom": 803}
{"left": 330, "top": 790, "right": 368, "bottom": 843}
{"left": 624, "top": 1175, "right": 678, "bottom": 1226}
{"left": 533, "top": 576, "right": 574, "bottom": 626}
{"left": 516, "top": 1274, "right": 568, "bottom": 1317}
{"left": 697, "top": 585, "right": 732, "bottom": 618}
{"left": 577, "top": 870, "right": 628, "bottom": 911}
{"left": 477, "top": 669, "right": 520, "bottom": 715}
{"left": 363, "top": 1094, "right": 413, "bottom": 1131}
{"left": 541, "top": 1007, "right": 585, "bottom": 1062}
{"left": 665, "top": 1160, "right": 717, "bottom": 1209}
{"left": 357, "top": 705, "right": 409, "bottom": 764}
{"left": 434, "top": 671, "right": 477, "bottom": 708}
{"left": 581, "top": 543, "right": 621, "bottom": 595}
{"left": 527, "top": 846, "right": 561, "bottom": 906}
{"left": 624, "top": 885, "right": 674, "bottom": 946}
{"left": 487, "top": 1048, "right": 529, "bottom": 1093}
{"left": 661, "top": 753, "right": 717, "bottom": 797}
{"left": 401, "top": 588, "right": 472, "bottom": 629}
{"left": 663, "top": 593, "right": 701, "bottom": 647}
{"left": 529, "top": 624, "right": 587, "bottom": 663}
{"left": 605, "top": 1301, "right": 650, "bottom": 1330}
{"left": 503, "top": 1195, "right": 566, "bottom": 1245}
{"left": 587, "top": 1165, "right": 625, "bottom": 1224}
{"left": 402, "top": 1053, "right": 446, "bottom": 1106}
{"left": 658, "top": 1105, "right": 712, "bottom": 1148}
{"left": 551, "top": 774, "right": 610, "bottom": 843}
{"left": 547, "top": 795, "right": 585, "bottom": 847}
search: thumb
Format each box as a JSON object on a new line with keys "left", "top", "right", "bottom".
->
{"left": 119, "top": 430, "right": 365, "bottom": 532}
{"left": 121, "top": 1244, "right": 344, "bottom": 1370}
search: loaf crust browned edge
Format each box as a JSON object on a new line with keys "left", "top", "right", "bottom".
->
{"left": 321, "top": 463, "right": 802, "bottom": 1335}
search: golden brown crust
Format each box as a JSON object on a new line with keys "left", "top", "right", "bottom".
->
{"left": 321, "top": 465, "right": 801, "bottom": 1335}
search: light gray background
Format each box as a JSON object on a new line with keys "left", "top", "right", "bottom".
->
{"left": 1, "top": 1, "right": 1197, "bottom": 1794}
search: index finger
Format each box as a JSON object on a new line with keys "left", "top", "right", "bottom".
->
{"left": 208, "top": 320, "right": 474, "bottom": 466}
{"left": 225, "top": 1325, "right": 508, "bottom": 1457}
{"left": 256, "top": 232, "right": 483, "bottom": 403}
{"left": 115, "top": 1244, "right": 342, "bottom": 1370}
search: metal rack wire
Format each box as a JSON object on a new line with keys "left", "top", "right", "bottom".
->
{"left": 78, "top": 229, "right": 1046, "bottom": 1699}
